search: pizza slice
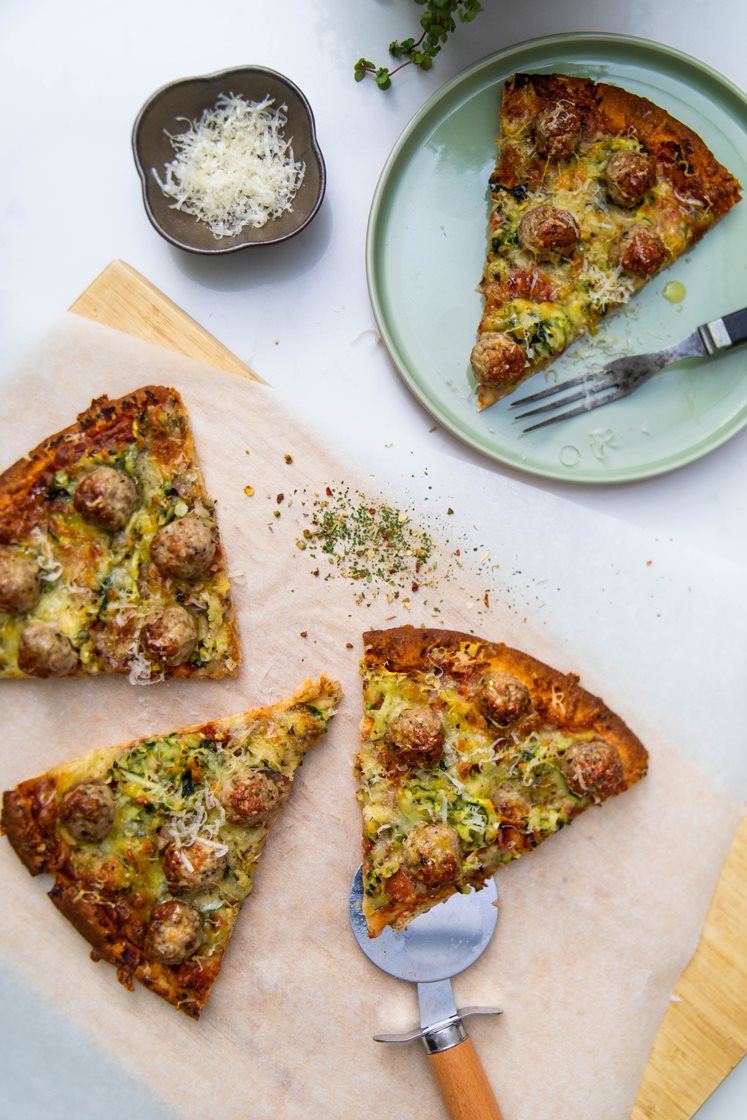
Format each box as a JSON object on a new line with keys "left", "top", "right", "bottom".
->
{"left": 1, "top": 676, "right": 341, "bottom": 1017}
{"left": 357, "top": 626, "right": 647, "bottom": 936}
{"left": 0, "top": 385, "right": 240, "bottom": 681}
{"left": 471, "top": 73, "right": 742, "bottom": 409}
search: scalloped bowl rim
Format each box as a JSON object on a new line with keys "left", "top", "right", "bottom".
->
{"left": 132, "top": 65, "right": 326, "bottom": 254}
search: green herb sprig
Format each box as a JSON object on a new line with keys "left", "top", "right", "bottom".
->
{"left": 355, "top": 0, "right": 484, "bottom": 90}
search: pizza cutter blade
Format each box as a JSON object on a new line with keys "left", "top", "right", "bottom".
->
{"left": 349, "top": 867, "right": 504, "bottom": 1120}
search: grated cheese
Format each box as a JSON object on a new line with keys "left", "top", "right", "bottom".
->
{"left": 153, "top": 93, "right": 306, "bottom": 238}
{"left": 126, "top": 646, "right": 162, "bottom": 686}
{"left": 578, "top": 262, "right": 636, "bottom": 311}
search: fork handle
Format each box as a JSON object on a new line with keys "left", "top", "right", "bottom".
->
{"left": 701, "top": 308, "right": 747, "bottom": 352}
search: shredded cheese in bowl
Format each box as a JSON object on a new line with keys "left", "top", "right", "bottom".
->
{"left": 153, "top": 93, "right": 305, "bottom": 238}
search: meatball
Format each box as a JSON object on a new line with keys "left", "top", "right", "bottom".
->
{"left": 384, "top": 868, "right": 417, "bottom": 904}
{"left": 140, "top": 604, "right": 198, "bottom": 667}
{"left": 384, "top": 705, "right": 444, "bottom": 768}
{"left": 162, "top": 839, "right": 228, "bottom": 892}
{"left": 604, "top": 150, "right": 655, "bottom": 208}
{"left": 403, "top": 823, "right": 462, "bottom": 888}
{"left": 491, "top": 783, "right": 531, "bottom": 828}
{"left": 562, "top": 738, "right": 624, "bottom": 802}
{"left": 534, "top": 103, "right": 582, "bottom": 160}
{"left": 18, "top": 621, "right": 78, "bottom": 677}
{"left": 518, "top": 205, "right": 580, "bottom": 257}
{"left": 0, "top": 549, "right": 40, "bottom": 614}
{"left": 73, "top": 466, "right": 139, "bottom": 531}
{"left": 143, "top": 900, "right": 203, "bottom": 965}
{"left": 58, "top": 782, "right": 116, "bottom": 842}
{"left": 481, "top": 673, "right": 530, "bottom": 725}
{"left": 611, "top": 226, "right": 667, "bottom": 277}
{"left": 470, "top": 332, "right": 526, "bottom": 387}
{"left": 150, "top": 516, "right": 216, "bottom": 581}
{"left": 219, "top": 771, "right": 285, "bottom": 826}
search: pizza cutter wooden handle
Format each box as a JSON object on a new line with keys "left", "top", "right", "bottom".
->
{"left": 428, "top": 1037, "right": 504, "bottom": 1120}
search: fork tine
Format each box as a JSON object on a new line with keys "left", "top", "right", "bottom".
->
{"left": 509, "top": 369, "right": 611, "bottom": 407}
{"left": 522, "top": 387, "right": 629, "bottom": 433}
{"left": 514, "top": 372, "right": 618, "bottom": 421}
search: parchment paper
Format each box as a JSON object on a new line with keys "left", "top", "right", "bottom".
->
{"left": 0, "top": 314, "right": 744, "bottom": 1120}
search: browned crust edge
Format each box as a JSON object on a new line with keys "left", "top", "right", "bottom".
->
{"left": 1, "top": 675, "right": 342, "bottom": 1016}
{"left": 473, "top": 73, "right": 742, "bottom": 410}
{"left": 0, "top": 384, "right": 241, "bottom": 680}
{"left": 363, "top": 625, "right": 648, "bottom": 784}
{"left": 48, "top": 881, "right": 219, "bottom": 1019}
{"left": 361, "top": 625, "right": 648, "bottom": 933}
{"left": 0, "top": 386, "right": 172, "bottom": 532}
{"left": 507, "top": 73, "right": 741, "bottom": 220}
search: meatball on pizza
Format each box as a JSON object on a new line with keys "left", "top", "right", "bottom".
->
{"left": 471, "top": 73, "right": 742, "bottom": 409}
{"left": 357, "top": 626, "right": 647, "bottom": 937}
{"left": 1, "top": 676, "right": 341, "bottom": 1016}
{"left": 0, "top": 385, "right": 239, "bottom": 680}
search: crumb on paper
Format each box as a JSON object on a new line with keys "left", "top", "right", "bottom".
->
{"left": 243, "top": 485, "right": 254, "bottom": 497}
{"left": 267, "top": 476, "right": 531, "bottom": 622}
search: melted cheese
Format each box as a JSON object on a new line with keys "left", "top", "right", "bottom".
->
{"left": 481, "top": 129, "right": 699, "bottom": 371}
{"left": 360, "top": 658, "right": 589, "bottom": 916}
{"left": 1, "top": 407, "right": 235, "bottom": 680}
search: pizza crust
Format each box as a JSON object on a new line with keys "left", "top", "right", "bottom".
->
{"left": 0, "top": 385, "right": 241, "bottom": 680}
{"left": 1, "top": 676, "right": 342, "bottom": 1017}
{"left": 472, "top": 73, "right": 742, "bottom": 409}
{"left": 359, "top": 626, "right": 648, "bottom": 935}
{"left": 506, "top": 73, "right": 741, "bottom": 221}
{"left": 364, "top": 625, "right": 647, "bottom": 785}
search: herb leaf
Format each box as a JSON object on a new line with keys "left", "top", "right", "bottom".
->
{"left": 354, "top": 0, "right": 484, "bottom": 90}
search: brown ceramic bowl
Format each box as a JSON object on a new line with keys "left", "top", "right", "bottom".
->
{"left": 132, "top": 66, "right": 325, "bottom": 254}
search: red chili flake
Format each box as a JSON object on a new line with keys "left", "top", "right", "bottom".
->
{"left": 483, "top": 592, "right": 490, "bottom": 607}
{"left": 325, "top": 486, "right": 333, "bottom": 497}
{"left": 345, "top": 642, "right": 354, "bottom": 650}
{"left": 411, "top": 582, "right": 419, "bottom": 592}
{"left": 455, "top": 548, "right": 461, "bottom": 556}
{"left": 368, "top": 507, "right": 376, "bottom": 515}
{"left": 276, "top": 493, "right": 285, "bottom": 504}
{"left": 312, "top": 568, "right": 320, "bottom": 577}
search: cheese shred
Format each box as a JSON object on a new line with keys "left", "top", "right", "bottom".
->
{"left": 153, "top": 93, "right": 306, "bottom": 238}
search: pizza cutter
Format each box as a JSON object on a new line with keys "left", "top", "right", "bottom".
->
{"left": 349, "top": 867, "right": 504, "bottom": 1120}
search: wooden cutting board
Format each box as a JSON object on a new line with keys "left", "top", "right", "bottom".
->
{"left": 70, "top": 259, "right": 747, "bottom": 1120}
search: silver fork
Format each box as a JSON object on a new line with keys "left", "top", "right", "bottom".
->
{"left": 511, "top": 307, "right": 747, "bottom": 433}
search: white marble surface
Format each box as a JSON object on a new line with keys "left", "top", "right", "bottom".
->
{"left": 1, "top": 1, "right": 745, "bottom": 1116}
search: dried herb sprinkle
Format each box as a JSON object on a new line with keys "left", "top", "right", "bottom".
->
{"left": 303, "top": 485, "right": 435, "bottom": 589}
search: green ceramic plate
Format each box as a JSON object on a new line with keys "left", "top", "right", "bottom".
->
{"left": 367, "top": 34, "right": 747, "bottom": 484}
